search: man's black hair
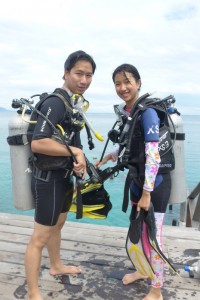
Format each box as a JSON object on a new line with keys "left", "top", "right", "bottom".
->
{"left": 63, "top": 50, "right": 96, "bottom": 79}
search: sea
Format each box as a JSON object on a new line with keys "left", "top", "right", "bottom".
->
{"left": 0, "top": 110, "right": 199, "bottom": 228}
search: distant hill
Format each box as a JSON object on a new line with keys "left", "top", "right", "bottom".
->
{"left": 0, "top": 107, "right": 11, "bottom": 112}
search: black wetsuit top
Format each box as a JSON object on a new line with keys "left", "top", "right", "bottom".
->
{"left": 31, "top": 90, "right": 81, "bottom": 226}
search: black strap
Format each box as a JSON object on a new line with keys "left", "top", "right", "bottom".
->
{"left": 51, "top": 91, "right": 73, "bottom": 112}
{"left": 85, "top": 124, "right": 95, "bottom": 150}
{"left": 7, "top": 134, "right": 29, "bottom": 146}
{"left": 122, "top": 171, "right": 131, "bottom": 213}
{"left": 171, "top": 132, "right": 185, "bottom": 140}
{"left": 76, "top": 182, "right": 83, "bottom": 219}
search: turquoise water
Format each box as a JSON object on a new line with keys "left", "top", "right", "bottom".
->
{"left": 0, "top": 111, "right": 199, "bottom": 227}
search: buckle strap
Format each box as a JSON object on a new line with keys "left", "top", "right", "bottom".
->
{"left": 33, "top": 167, "right": 71, "bottom": 182}
{"left": 33, "top": 167, "right": 52, "bottom": 182}
{"left": 7, "top": 134, "right": 29, "bottom": 146}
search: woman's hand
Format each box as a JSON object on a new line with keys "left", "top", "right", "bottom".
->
{"left": 137, "top": 190, "right": 151, "bottom": 212}
{"left": 94, "top": 154, "right": 112, "bottom": 168}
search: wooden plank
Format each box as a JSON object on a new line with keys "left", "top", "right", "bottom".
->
{"left": 163, "top": 225, "right": 200, "bottom": 240}
{"left": 0, "top": 229, "right": 127, "bottom": 248}
{"left": 1, "top": 216, "right": 199, "bottom": 241}
{"left": 0, "top": 249, "right": 131, "bottom": 271}
{"left": 0, "top": 224, "right": 127, "bottom": 243}
{"left": 0, "top": 213, "right": 128, "bottom": 232}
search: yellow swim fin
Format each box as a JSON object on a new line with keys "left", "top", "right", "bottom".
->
{"left": 69, "top": 203, "right": 105, "bottom": 213}
{"left": 126, "top": 206, "right": 155, "bottom": 280}
{"left": 80, "top": 182, "right": 102, "bottom": 194}
{"left": 126, "top": 237, "right": 155, "bottom": 279}
{"left": 70, "top": 184, "right": 112, "bottom": 219}
{"left": 82, "top": 211, "right": 107, "bottom": 219}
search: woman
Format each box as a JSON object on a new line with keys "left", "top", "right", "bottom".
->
{"left": 96, "top": 64, "right": 171, "bottom": 300}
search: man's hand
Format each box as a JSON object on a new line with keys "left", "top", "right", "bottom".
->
{"left": 73, "top": 149, "right": 87, "bottom": 179}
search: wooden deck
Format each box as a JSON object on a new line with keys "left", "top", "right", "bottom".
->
{"left": 0, "top": 213, "right": 200, "bottom": 300}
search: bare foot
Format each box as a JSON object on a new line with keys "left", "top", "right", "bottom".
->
{"left": 28, "top": 291, "right": 44, "bottom": 300}
{"left": 49, "top": 264, "right": 81, "bottom": 276}
{"left": 142, "top": 287, "right": 163, "bottom": 300}
{"left": 28, "top": 297, "right": 44, "bottom": 300}
{"left": 122, "top": 271, "right": 148, "bottom": 285}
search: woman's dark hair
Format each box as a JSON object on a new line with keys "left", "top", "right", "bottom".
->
{"left": 112, "top": 64, "right": 141, "bottom": 83}
{"left": 64, "top": 50, "right": 96, "bottom": 74}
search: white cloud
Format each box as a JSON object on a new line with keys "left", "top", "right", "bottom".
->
{"left": 0, "top": 0, "right": 200, "bottom": 114}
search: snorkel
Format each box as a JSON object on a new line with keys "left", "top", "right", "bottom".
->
{"left": 71, "top": 94, "right": 104, "bottom": 142}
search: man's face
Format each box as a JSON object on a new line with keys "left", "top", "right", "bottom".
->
{"left": 64, "top": 60, "right": 93, "bottom": 94}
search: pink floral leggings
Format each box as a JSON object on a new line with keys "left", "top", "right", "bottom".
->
{"left": 142, "top": 212, "right": 165, "bottom": 288}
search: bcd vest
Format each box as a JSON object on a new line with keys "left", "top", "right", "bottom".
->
{"left": 120, "top": 108, "right": 175, "bottom": 187}
{"left": 27, "top": 88, "right": 85, "bottom": 171}
{"left": 116, "top": 96, "right": 175, "bottom": 212}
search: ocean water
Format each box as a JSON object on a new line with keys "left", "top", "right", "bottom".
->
{"left": 0, "top": 110, "right": 199, "bottom": 228}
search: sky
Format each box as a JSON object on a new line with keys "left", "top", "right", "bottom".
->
{"left": 0, "top": 0, "right": 200, "bottom": 114}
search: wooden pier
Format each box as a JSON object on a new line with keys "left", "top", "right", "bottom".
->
{"left": 0, "top": 213, "right": 200, "bottom": 300}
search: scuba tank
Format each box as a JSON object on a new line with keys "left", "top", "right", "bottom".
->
{"left": 184, "top": 260, "right": 200, "bottom": 278}
{"left": 7, "top": 93, "right": 104, "bottom": 215}
{"left": 99, "top": 94, "right": 188, "bottom": 208}
{"left": 168, "top": 106, "right": 188, "bottom": 204}
{"left": 7, "top": 94, "right": 77, "bottom": 212}
{"left": 7, "top": 104, "right": 35, "bottom": 210}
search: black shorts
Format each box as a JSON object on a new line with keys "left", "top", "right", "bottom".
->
{"left": 31, "top": 170, "right": 74, "bottom": 226}
{"left": 130, "top": 173, "right": 171, "bottom": 213}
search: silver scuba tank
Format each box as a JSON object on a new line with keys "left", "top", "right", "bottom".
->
{"left": 168, "top": 108, "right": 188, "bottom": 204}
{"left": 8, "top": 111, "right": 35, "bottom": 210}
{"left": 184, "top": 260, "right": 200, "bottom": 278}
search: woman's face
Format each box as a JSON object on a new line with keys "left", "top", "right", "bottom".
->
{"left": 114, "top": 71, "right": 141, "bottom": 107}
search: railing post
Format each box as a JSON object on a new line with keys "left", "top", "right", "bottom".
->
{"left": 186, "top": 182, "right": 200, "bottom": 230}
{"left": 180, "top": 201, "right": 187, "bottom": 223}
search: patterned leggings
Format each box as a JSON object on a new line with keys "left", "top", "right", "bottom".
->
{"left": 142, "top": 212, "right": 165, "bottom": 288}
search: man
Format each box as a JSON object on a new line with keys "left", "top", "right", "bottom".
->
{"left": 25, "top": 50, "right": 96, "bottom": 300}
